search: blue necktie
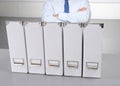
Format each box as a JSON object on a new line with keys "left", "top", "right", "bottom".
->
{"left": 64, "top": 0, "right": 69, "bottom": 13}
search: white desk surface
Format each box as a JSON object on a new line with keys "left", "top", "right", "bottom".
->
{"left": 0, "top": 49, "right": 120, "bottom": 86}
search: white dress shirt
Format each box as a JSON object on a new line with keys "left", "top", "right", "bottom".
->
{"left": 41, "top": 0, "right": 91, "bottom": 23}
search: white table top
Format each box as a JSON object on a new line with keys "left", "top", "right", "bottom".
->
{"left": 0, "top": 49, "right": 120, "bottom": 86}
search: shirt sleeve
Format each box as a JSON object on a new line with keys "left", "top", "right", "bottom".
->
{"left": 58, "top": 0, "right": 91, "bottom": 23}
{"left": 41, "top": 0, "right": 61, "bottom": 22}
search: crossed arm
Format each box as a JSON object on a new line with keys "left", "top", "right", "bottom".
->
{"left": 53, "top": 7, "right": 87, "bottom": 18}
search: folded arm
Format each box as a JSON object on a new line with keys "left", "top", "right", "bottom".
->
{"left": 55, "top": 0, "right": 91, "bottom": 23}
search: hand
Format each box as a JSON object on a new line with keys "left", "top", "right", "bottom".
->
{"left": 78, "top": 7, "right": 87, "bottom": 12}
{"left": 53, "top": 14, "right": 59, "bottom": 18}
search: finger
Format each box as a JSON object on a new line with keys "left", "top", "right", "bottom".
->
{"left": 79, "top": 7, "right": 87, "bottom": 11}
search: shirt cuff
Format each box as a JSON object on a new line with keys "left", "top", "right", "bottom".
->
{"left": 58, "top": 13, "right": 68, "bottom": 22}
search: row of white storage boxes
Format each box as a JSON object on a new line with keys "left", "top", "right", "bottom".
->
{"left": 6, "top": 21, "right": 104, "bottom": 78}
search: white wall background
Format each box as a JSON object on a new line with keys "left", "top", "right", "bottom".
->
{"left": 0, "top": 0, "right": 120, "bottom": 19}
{"left": 0, "top": 0, "right": 120, "bottom": 2}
